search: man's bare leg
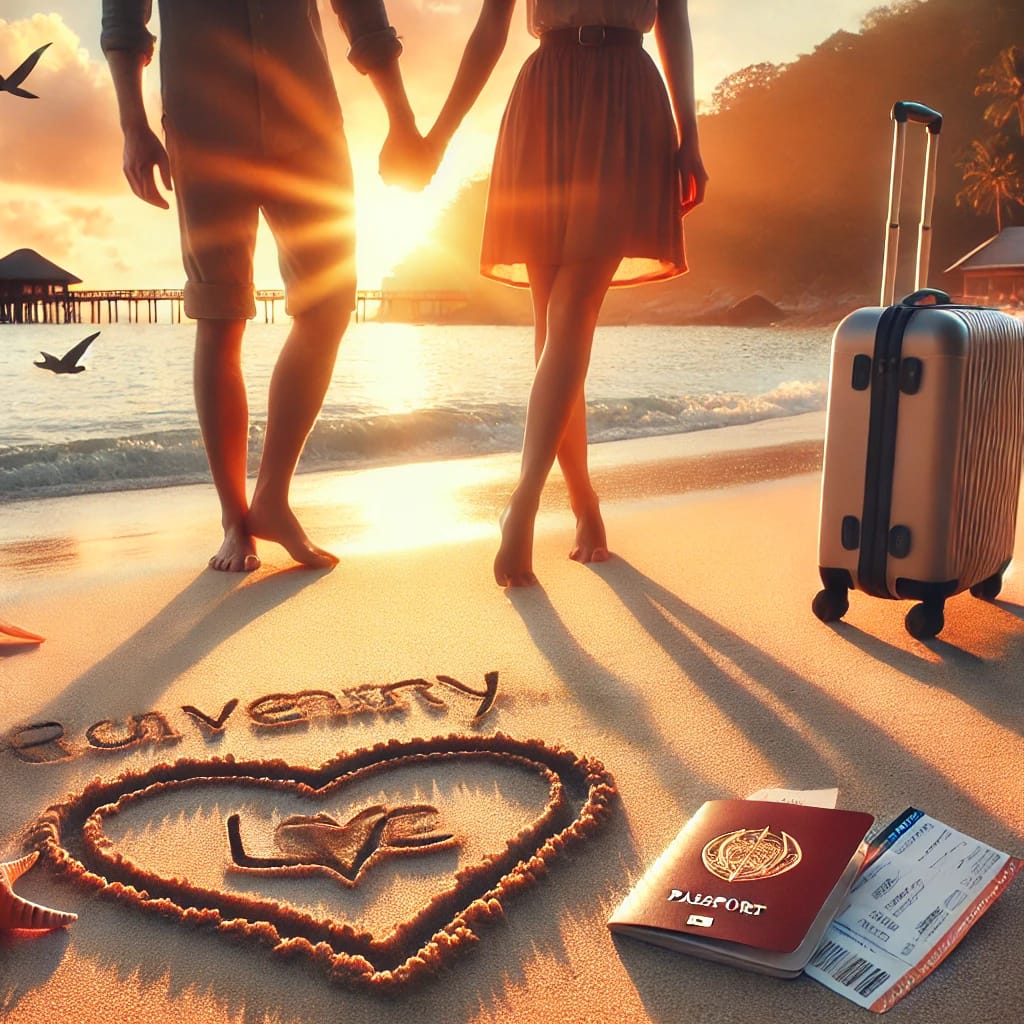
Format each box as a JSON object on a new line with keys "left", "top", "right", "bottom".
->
{"left": 528, "top": 267, "right": 608, "bottom": 565}
{"left": 247, "top": 296, "right": 349, "bottom": 568}
{"left": 494, "top": 259, "right": 617, "bottom": 587}
{"left": 194, "top": 317, "right": 259, "bottom": 572}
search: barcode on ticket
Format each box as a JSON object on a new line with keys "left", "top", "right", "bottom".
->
{"left": 809, "top": 940, "right": 891, "bottom": 999}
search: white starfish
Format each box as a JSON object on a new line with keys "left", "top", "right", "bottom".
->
{"left": 0, "top": 851, "right": 77, "bottom": 930}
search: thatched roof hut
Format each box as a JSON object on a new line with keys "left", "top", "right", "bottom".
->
{"left": 0, "top": 248, "right": 81, "bottom": 323}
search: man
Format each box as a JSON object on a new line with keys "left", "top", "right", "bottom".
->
{"left": 102, "top": 1, "right": 427, "bottom": 570}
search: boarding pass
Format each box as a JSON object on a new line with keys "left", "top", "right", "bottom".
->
{"left": 805, "top": 808, "right": 1021, "bottom": 1012}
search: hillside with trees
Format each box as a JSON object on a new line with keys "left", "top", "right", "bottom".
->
{"left": 387, "top": 0, "right": 1024, "bottom": 324}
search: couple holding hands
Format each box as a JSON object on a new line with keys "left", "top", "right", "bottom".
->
{"left": 101, "top": 0, "right": 707, "bottom": 587}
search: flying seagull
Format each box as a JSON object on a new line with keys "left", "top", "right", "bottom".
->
{"left": 35, "top": 330, "right": 99, "bottom": 374}
{"left": 0, "top": 42, "right": 51, "bottom": 100}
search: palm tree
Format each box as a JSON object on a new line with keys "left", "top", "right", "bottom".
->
{"left": 956, "top": 140, "right": 1024, "bottom": 232}
{"left": 975, "top": 46, "right": 1024, "bottom": 136}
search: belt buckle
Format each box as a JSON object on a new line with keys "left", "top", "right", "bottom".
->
{"left": 577, "top": 25, "right": 606, "bottom": 46}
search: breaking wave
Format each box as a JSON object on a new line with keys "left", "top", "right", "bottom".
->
{"left": 0, "top": 382, "right": 826, "bottom": 503}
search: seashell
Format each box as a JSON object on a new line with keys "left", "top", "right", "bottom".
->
{"left": 0, "top": 851, "right": 77, "bottom": 929}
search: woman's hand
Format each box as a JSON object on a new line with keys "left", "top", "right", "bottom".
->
{"left": 677, "top": 135, "right": 707, "bottom": 215}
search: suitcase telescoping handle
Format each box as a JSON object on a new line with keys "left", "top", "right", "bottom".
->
{"left": 880, "top": 101, "right": 943, "bottom": 306}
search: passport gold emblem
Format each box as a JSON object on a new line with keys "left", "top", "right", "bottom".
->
{"left": 701, "top": 825, "right": 802, "bottom": 882}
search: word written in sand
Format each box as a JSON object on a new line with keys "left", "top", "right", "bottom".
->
{"left": 4, "top": 671, "right": 499, "bottom": 765}
{"left": 31, "top": 733, "right": 617, "bottom": 991}
{"left": 227, "top": 804, "right": 459, "bottom": 884}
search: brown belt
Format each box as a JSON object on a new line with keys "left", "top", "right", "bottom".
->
{"left": 540, "top": 25, "right": 644, "bottom": 48}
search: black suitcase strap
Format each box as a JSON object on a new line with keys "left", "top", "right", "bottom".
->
{"left": 857, "top": 304, "right": 917, "bottom": 597}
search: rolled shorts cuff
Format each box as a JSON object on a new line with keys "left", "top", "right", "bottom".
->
{"left": 183, "top": 281, "right": 257, "bottom": 320}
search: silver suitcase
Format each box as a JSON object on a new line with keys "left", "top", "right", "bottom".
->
{"left": 813, "top": 102, "right": 1024, "bottom": 638}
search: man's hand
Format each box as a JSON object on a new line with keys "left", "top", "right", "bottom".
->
{"left": 379, "top": 123, "right": 436, "bottom": 191}
{"left": 122, "top": 125, "right": 172, "bottom": 209}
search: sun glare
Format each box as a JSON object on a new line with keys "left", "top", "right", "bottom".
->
{"left": 354, "top": 177, "right": 446, "bottom": 289}
{"left": 249, "top": 170, "right": 450, "bottom": 292}
{"left": 310, "top": 458, "right": 505, "bottom": 556}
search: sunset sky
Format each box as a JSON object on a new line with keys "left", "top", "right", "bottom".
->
{"left": 1, "top": 1, "right": 883, "bottom": 290}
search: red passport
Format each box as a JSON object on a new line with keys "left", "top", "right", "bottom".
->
{"left": 608, "top": 799, "right": 874, "bottom": 977}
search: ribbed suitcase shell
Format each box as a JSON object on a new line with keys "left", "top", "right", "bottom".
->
{"left": 818, "top": 303, "right": 1024, "bottom": 611}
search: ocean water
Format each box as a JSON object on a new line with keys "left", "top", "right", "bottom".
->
{"left": 0, "top": 320, "right": 833, "bottom": 503}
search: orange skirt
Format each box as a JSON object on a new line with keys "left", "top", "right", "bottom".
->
{"left": 481, "top": 33, "right": 685, "bottom": 288}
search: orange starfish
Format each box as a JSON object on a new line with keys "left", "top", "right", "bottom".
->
{"left": 0, "top": 622, "right": 45, "bottom": 645}
{"left": 0, "top": 852, "right": 77, "bottom": 930}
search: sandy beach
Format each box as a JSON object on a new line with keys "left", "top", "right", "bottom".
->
{"left": 1, "top": 411, "right": 1022, "bottom": 1024}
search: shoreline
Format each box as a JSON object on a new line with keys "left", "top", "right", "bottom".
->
{"left": 0, "top": 413, "right": 825, "bottom": 594}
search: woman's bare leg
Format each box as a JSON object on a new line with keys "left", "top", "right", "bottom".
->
{"left": 194, "top": 317, "right": 259, "bottom": 572}
{"left": 527, "top": 266, "right": 609, "bottom": 566}
{"left": 247, "top": 296, "right": 350, "bottom": 568}
{"left": 495, "top": 258, "right": 617, "bottom": 587}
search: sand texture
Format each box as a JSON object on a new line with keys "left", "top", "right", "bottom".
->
{"left": 1, "top": 414, "right": 1022, "bottom": 1023}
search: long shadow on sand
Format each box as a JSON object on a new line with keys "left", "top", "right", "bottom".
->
{"left": 1, "top": 566, "right": 328, "bottom": 760}
{"left": 574, "top": 557, "right": 1022, "bottom": 1024}
{"left": 579, "top": 558, "right": 1020, "bottom": 845}
{"left": 0, "top": 928, "right": 70, "bottom": 1017}
{"left": 821, "top": 617, "right": 1024, "bottom": 735}
{"left": 506, "top": 583, "right": 707, "bottom": 819}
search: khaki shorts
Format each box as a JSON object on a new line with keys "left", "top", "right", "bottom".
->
{"left": 166, "top": 131, "right": 357, "bottom": 320}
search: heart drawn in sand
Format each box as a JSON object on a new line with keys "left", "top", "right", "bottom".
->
{"left": 31, "top": 735, "right": 616, "bottom": 990}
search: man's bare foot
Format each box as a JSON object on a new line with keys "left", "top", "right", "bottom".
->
{"left": 209, "top": 523, "right": 260, "bottom": 573}
{"left": 247, "top": 499, "right": 338, "bottom": 569}
{"left": 569, "top": 502, "right": 610, "bottom": 564}
{"left": 494, "top": 497, "right": 538, "bottom": 588}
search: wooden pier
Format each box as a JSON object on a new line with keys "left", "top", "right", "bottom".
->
{"left": 0, "top": 287, "right": 469, "bottom": 326}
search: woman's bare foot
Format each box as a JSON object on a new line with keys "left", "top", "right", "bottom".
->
{"left": 247, "top": 499, "right": 338, "bottom": 569}
{"left": 209, "top": 523, "right": 260, "bottom": 573}
{"left": 493, "top": 496, "right": 539, "bottom": 588}
{"left": 569, "top": 500, "right": 610, "bottom": 564}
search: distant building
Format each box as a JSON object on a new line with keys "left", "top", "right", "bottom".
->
{"left": 0, "top": 248, "right": 81, "bottom": 323}
{"left": 945, "top": 227, "right": 1024, "bottom": 306}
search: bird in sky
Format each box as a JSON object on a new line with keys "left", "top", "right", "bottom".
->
{"left": 0, "top": 42, "right": 51, "bottom": 100}
{"left": 34, "top": 331, "right": 99, "bottom": 374}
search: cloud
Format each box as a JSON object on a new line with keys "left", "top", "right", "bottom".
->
{"left": 0, "top": 184, "right": 182, "bottom": 287}
{"left": 0, "top": 195, "right": 96, "bottom": 268}
{"left": 0, "top": 14, "right": 129, "bottom": 193}
{"left": 0, "top": 189, "right": 120, "bottom": 249}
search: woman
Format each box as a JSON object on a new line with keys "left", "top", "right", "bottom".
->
{"left": 426, "top": 0, "right": 707, "bottom": 586}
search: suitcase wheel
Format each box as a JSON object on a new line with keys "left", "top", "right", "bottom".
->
{"left": 812, "top": 587, "right": 849, "bottom": 623}
{"left": 969, "top": 573, "right": 1003, "bottom": 602}
{"left": 905, "top": 601, "right": 944, "bottom": 640}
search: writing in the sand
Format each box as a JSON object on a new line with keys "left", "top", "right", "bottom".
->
{"left": 4, "top": 672, "right": 499, "bottom": 765}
